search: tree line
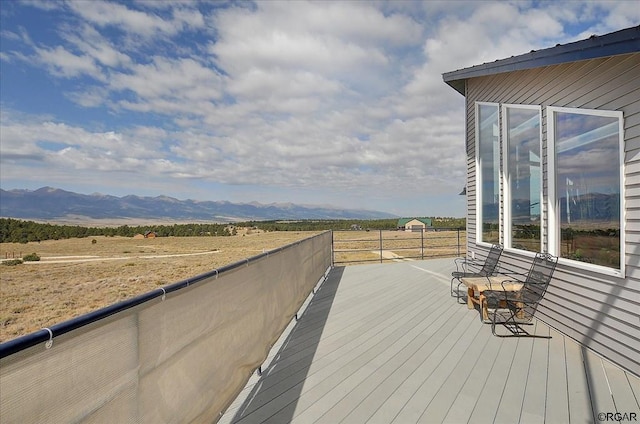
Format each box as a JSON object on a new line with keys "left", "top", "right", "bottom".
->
{"left": 0, "top": 218, "right": 234, "bottom": 243}
{"left": 0, "top": 217, "right": 466, "bottom": 244}
{"left": 237, "top": 217, "right": 466, "bottom": 232}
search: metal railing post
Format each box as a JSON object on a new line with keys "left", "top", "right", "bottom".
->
{"left": 331, "top": 230, "right": 335, "bottom": 266}
{"left": 457, "top": 228, "right": 461, "bottom": 257}
{"left": 379, "top": 229, "right": 383, "bottom": 263}
{"left": 421, "top": 228, "right": 425, "bottom": 260}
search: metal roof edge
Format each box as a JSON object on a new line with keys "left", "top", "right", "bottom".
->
{"left": 442, "top": 25, "right": 640, "bottom": 95}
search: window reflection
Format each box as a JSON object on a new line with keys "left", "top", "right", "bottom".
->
{"left": 555, "top": 112, "right": 620, "bottom": 269}
{"left": 506, "top": 107, "right": 541, "bottom": 252}
{"left": 478, "top": 104, "right": 500, "bottom": 243}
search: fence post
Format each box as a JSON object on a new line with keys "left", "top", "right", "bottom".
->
{"left": 379, "top": 229, "right": 383, "bottom": 263}
{"left": 421, "top": 228, "right": 424, "bottom": 260}
{"left": 331, "top": 230, "right": 335, "bottom": 266}
{"left": 457, "top": 228, "right": 461, "bottom": 257}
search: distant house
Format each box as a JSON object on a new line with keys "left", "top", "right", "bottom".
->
{"left": 397, "top": 218, "right": 432, "bottom": 232}
{"left": 443, "top": 26, "right": 639, "bottom": 376}
{"left": 144, "top": 231, "right": 157, "bottom": 238}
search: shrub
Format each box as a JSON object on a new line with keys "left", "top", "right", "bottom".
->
{"left": 2, "top": 259, "right": 23, "bottom": 266}
{"left": 92, "top": 239, "right": 97, "bottom": 244}
{"left": 22, "top": 253, "right": 40, "bottom": 262}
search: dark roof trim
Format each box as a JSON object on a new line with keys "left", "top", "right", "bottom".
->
{"left": 443, "top": 26, "right": 640, "bottom": 95}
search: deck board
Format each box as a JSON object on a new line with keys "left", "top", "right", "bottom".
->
{"left": 467, "top": 335, "right": 519, "bottom": 423}
{"left": 565, "top": 340, "right": 596, "bottom": 423}
{"left": 220, "top": 259, "right": 640, "bottom": 424}
{"left": 602, "top": 359, "right": 640, "bottom": 412}
{"left": 519, "top": 322, "right": 550, "bottom": 424}
{"left": 312, "top": 301, "right": 460, "bottom": 423}
{"left": 441, "top": 332, "right": 502, "bottom": 424}
{"left": 336, "top": 305, "right": 467, "bottom": 424}
{"left": 493, "top": 332, "right": 537, "bottom": 423}
{"left": 545, "top": 327, "right": 570, "bottom": 423}
{"left": 369, "top": 311, "right": 476, "bottom": 423}
{"left": 388, "top": 315, "right": 481, "bottom": 423}
{"left": 414, "top": 322, "right": 491, "bottom": 423}
{"left": 584, "top": 348, "right": 617, "bottom": 418}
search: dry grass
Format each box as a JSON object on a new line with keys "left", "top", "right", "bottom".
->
{"left": 0, "top": 230, "right": 320, "bottom": 342}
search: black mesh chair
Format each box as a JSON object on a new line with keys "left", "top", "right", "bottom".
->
{"left": 484, "top": 252, "right": 558, "bottom": 337}
{"left": 451, "top": 244, "right": 503, "bottom": 303}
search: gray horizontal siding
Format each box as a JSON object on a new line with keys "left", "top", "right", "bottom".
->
{"left": 463, "top": 52, "right": 640, "bottom": 376}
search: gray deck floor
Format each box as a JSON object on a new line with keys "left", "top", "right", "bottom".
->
{"left": 220, "top": 258, "right": 640, "bottom": 424}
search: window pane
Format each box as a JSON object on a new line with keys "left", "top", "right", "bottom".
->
{"left": 478, "top": 104, "right": 500, "bottom": 243}
{"left": 555, "top": 112, "right": 620, "bottom": 269}
{"left": 506, "top": 107, "right": 540, "bottom": 252}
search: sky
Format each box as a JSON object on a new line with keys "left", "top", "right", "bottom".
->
{"left": 1, "top": 1, "right": 638, "bottom": 218}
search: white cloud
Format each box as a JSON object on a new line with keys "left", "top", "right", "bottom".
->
{"left": 109, "top": 57, "right": 224, "bottom": 114}
{"left": 60, "top": 24, "right": 132, "bottom": 68}
{"left": 208, "top": 1, "right": 421, "bottom": 83}
{"left": 34, "top": 45, "right": 103, "bottom": 79}
{"left": 171, "top": 5, "right": 206, "bottom": 30}
{"left": 1, "top": 0, "right": 637, "bottom": 215}
{"left": 19, "top": 0, "right": 61, "bottom": 11}
{"left": 0, "top": 117, "right": 165, "bottom": 172}
{"left": 66, "top": 0, "right": 177, "bottom": 37}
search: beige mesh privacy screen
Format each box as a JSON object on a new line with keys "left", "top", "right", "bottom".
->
{"left": 0, "top": 231, "right": 332, "bottom": 423}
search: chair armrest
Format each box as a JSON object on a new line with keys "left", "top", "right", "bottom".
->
{"left": 454, "top": 257, "right": 475, "bottom": 273}
{"left": 500, "top": 278, "right": 523, "bottom": 291}
{"left": 497, "top": 271, "right": 527, "bottom": 277}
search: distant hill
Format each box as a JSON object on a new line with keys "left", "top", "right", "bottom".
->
{"left": 0, "top": 187, "right": 397, "bottom": 222}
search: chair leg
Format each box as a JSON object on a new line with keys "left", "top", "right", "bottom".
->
{"left": 452, "top": 278, "right": 466, "bottom": 303}
{"left": 491, "top": 304, "right": 551, "bottom": 338}
{"left": 457, "top": 281, "right": 469, "bottom": 304}
{"left": 491, "top": 309, "right": 498, "bottom": 335}
{"left": 492, "top": 308, "right": 533, "bottom": 337}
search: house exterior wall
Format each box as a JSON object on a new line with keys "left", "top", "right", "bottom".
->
{"left": 464, "top": 52, "right": 640, "bottom": 376}
{"left": 404, "top": 219, "right": 426, "bottom": 232}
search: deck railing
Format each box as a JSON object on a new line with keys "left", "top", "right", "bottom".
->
{"left": 332, "top": 228, "right": 466, "bottom": 265}
{"left": 0, "top": 232, "right": 333, "bottom": 423}
{"left": 0, "top": 229, "right": 467, "bottom": 423}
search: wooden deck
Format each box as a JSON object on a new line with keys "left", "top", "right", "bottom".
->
{"left": 220, "top": 258, "right": 640, "bottom": 424}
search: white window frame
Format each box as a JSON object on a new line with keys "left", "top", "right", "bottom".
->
{"left": 547, "top": 106, "right": 625, "bottom": 277}
{"left": 475, "top": 102, "right": 501, "bottom": 246}
{"left": 502, "top": 104, "right": 543, "bottom": 254}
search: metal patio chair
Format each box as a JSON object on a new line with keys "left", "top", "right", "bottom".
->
{"left": 451, "top": 244, "right": 503, "bottom": 303}
{"left": 484, "top": 252, "right": 558, "bottom": 337}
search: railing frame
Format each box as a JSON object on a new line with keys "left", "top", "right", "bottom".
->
{"left": 332, "top": 227, "right": 465, "bottom": 266}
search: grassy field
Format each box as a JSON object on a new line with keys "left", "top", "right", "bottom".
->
{"left": 0, "top": 230, "right": 320, "bottom": 342}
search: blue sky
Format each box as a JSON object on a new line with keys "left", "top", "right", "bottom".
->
{"left": 1, "top": 1, "right": 638, "bottom": 218}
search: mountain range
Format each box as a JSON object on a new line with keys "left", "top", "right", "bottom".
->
{"left": 0, "top": 187, "right": 396, "bottom": 222}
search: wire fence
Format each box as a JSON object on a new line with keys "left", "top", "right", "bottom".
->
{"left": 332, "top": 228, "right": 466, "bottom": 265}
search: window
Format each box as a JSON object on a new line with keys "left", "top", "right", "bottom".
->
{"left": 548, "top": 107, "right": 624, "bottom": 273}
{"left": 503, "top": 105, "right": 541, "bottom": 253}
{"left": 476, "top": 103, "right": 500, "bottom": 244}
